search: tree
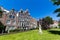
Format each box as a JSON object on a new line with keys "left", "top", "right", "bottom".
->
{"left": 51, "top": 0, "right": 60, "bottom": 17}
{"left": 44, "top": 16, "right": 53, "bottom": 25}
{"left": 0, "top": 21, "right": 5, "bottom": 33}
{"left": 39, "top": 16, "right": 53, "bottom": 30}
{"left": 0, "top": 7, "right": 3, "bottom": 18}
{"left": 58, "top": 23, "right": 60, "bottom": 28}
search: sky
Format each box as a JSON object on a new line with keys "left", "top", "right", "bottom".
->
{"left": 0, "top": 0, "right": 59, "bottom": 20}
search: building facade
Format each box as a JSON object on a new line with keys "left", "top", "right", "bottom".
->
{"left": 50, "top": 20, "right": 59, "bottom": 28}
{"left": 0, "top": 7, "right": 37, "bottom": 32}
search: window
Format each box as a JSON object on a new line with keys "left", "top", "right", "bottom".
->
{"left": 25, "top": 22, "right": 29, "bottom": 26}
{"left": 20, "top": 10, "right": 23, "bottom": 13}
{"left": 21, "top": 22, "right": 22, "bottom": 26}
{"left": 9, "top": 26, "right": 16, "bottom": 30}
{"left": 6, "top": 20, "right": 11, "bottom": 24}
{"left": 19, "top": 18, "right": 24, "bottom": 21}
{"left": 9, "top": 15, "right": 15, "bottom": 19}
{"left": 12, "top": 20, "right": 16, "bottom": 25}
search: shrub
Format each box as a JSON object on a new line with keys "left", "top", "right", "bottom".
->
{"left": 0, "top": 21, "right": 5, "bottom": 33}
{"left": 10, "top": 29, "right": 20, "bottom": 32}
{"left": 58, "top": 23, "right": 60, "bottom": 28}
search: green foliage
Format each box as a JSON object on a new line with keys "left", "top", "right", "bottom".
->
{"left": 51, "top": 0, "right": 60, "bottom": 17}
{"left": 40, "top": 16, "right": 53, "bottom": 30}
{"left": 58, "top": 23, "right": 60, "bottom": 28}
{"left": 0, "top": 21, "right": 6, "bottom": 33}
{"left": 44, "top": 16, "right": 53, "bottom": 24}
{"left": 54, "top": 8, "right": 60, "bottom": 13}
{"left": 51, "top": 0, "right": 60, "bottom": 6}
{"left": 0, "top": 13, "right": 3, "bottom": 18}
{"left": 0, "top": 22, "right": 4, "bottom": 30}
{"left": 57, "top": 13, "right": 60, "bottom": 17}
{"left": 54, "top": 8, "right": 60, "bottom": 17}
{"left": 10, "top": 29, "right": 20, "bottom": 32}
{"left": 0, "top": 7, "right": 3, "bottom": 13}
{"left": 51, "top": 0, "right": 56, "bottom": 2}
{"left": 0, "top": 7, "right": 3, "bottom": 18}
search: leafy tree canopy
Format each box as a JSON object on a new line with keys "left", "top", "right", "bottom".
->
{"left": 51, "top": 0, "right": 60, "bottom": 6}
{"left": 51, "top": 0, "right": 60, "bottom": 17}
{"left": 39, "top": 16, "right": 53, "bottom": 29}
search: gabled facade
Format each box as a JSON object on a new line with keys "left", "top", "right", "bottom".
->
{"left": 0, "top": 7, "right": 37, "bottom": 32}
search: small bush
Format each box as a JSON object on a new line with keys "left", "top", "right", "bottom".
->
{"left": 58, "top": 23, "right": 60, "bottom": 28}
{"left": 10, "top": 29, "right": 20, "bottom": 32}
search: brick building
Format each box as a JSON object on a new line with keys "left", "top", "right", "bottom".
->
{"left": 0, "top": 7, "right": 37, "bottom": 32}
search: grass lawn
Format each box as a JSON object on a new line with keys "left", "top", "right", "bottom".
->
{"left": 0, "top": 29, "right": 60, "bottom": 40}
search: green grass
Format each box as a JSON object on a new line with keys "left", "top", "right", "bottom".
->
{"left": 0, "top": 29, "right": 60, "bottom": 40}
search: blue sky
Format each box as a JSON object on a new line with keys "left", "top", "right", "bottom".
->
{"left": 0, "top": 0, "right": 59, "bottom": 20}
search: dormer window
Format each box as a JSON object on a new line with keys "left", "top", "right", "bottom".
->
{"left": 11, "top": 9, "right": 15, "bottom": 13}
{"left": 10, "top": 9, "right": 16, "bottom": 14}
{"left": 20, "top": 9, "right": 23, "bottom": 13}
{"left": 20, "top": 10, "right": 23, "bottom": 13}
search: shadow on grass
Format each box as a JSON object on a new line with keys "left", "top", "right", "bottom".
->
{"left": 0, "top": 29, "right": 37, "bottom": 36}
{"left": 48, "top": 30, "right": 60, "bottom": 35}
